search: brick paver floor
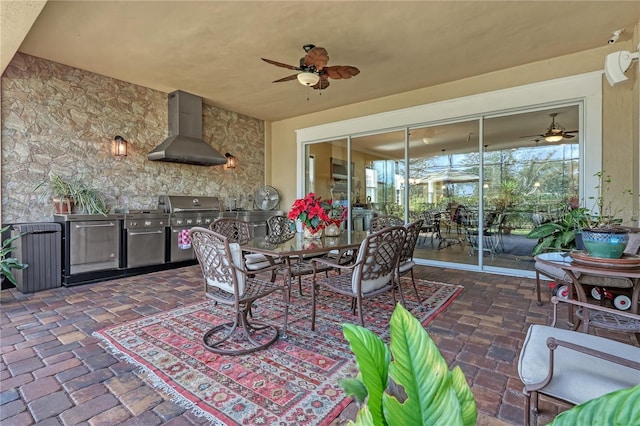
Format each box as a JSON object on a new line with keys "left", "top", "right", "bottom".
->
{"left": 1, "top": 264, "right": 635, "bottom": 425}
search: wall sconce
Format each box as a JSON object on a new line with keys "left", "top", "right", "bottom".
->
{"left": 224, "top": 152, "right": 237, "bottom": 170}
{"left": 113, "top": 135, "right": 128, "bottom": 157}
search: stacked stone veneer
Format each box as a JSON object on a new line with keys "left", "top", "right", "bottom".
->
{"left": 1, "top": 53, "right": 265, "bottom": 223}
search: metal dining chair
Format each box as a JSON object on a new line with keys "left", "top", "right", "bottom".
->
{"left": 398, "top": 220, "right": 424, "bottom": 302}
{"left": 370, "top": 214, "right": 404, "bottom": 232}
{"left": 210, "top": 218, "right": 281, "bottom": 278}
{"left": 190, "top": 227, "right": 289, "bottom": 355}
{"left": 267, "top": 214, "right": 333, "bottom": 296}
{"left": 310, "top": 226, "right": 407, "bottom": 329}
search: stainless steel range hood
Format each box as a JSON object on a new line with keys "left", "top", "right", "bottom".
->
{"left": 147, "top": 90, "right": 227, "bottom": 166}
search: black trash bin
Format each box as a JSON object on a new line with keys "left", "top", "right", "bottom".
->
{"left": 11, "top": 223, "right": 62, "bottom": 293}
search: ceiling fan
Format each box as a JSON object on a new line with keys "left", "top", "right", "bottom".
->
{"left": 261, "top": 44, "right": 360, "bottom": 90}
{"left": 520, "top": 113, "right": 578, "bottom": 142}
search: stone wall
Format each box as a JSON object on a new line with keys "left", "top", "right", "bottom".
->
{"left": 1, "top": 53, "right": 264, "bottom": 223}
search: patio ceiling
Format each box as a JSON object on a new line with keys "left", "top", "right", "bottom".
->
{"left": 4, "top": 1, "right": 638, "bottom": 123}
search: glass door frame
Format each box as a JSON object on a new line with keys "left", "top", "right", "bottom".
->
{"left": 295, "top": 72, "right": 602, "bottom": 277}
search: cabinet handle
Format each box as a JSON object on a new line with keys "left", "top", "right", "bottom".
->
{"left": 75, "top": 223, "right": 116, "bottom": 229}
{"left": 129, "top": 230, "right": 164, "bottom": 236}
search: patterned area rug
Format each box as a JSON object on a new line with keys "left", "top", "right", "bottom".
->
{"left": 94, "top": 277, "right": 462, "bottom": 425}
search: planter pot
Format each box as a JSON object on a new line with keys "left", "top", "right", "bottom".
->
{"left": 581, "top": 228, "right": 629, "bottom": 259}
{"left": 575, "top": 231, "right": 585, "bottom": 250}
{"left": 302, "top": 225, "right": 323, "bottom": 239}
{"left": 325, "top": 222, "right": 341, "bottom": 237}
{"left": 53, "top": 198, "right": 74, "bottom": 214}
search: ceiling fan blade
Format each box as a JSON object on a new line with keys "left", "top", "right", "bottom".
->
{"left": 272, "top": 74, "right": 299, "bottom": 83}
{"left": 312, "top": 76, "right": 330, "bottom": 90}
{"left": 519, "top": 134, "right": 544, "bottom": 139}
{"left": 323, "top": 65, "right": 360, "bottom": 79}
{"left": 562, "top": 133, "right": 575, "bottom": 139}
{"left": 303, "top": 47, "right": 329, "bottom": 70}
{"left": 261, "top": 58, "right": 301, "bottom": 71}
{"left": 564, "top": 130, "right": 579, "bottom": 134}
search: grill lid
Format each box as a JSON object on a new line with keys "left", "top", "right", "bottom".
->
{"left": 159, "top": 195, "right": 221, "bottom": 213}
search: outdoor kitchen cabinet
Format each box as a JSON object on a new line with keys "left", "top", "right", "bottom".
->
{"left": 55, "top": 214, "right": 124, "bottom": 286}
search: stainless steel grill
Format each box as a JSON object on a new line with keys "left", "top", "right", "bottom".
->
{"left": 159, "top": 195, "right": 221, "bottom": 262}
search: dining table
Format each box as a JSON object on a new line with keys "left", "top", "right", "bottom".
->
{"left": 240, "top": 230, "right": 369, "bottom": 288}
{"left": 534, "top": 251, "right": 640, "bottom": 334}
{"left": 241, "top": 230, "right": 369, "bottom": 258}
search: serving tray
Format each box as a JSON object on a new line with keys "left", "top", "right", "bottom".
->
{"left": 569, "top": 251, "right": 640, "bottom": 269}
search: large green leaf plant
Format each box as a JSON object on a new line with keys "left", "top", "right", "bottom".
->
{"left": 550, "top": 384, "right": 639, "bottom": 425}
{"left": 339, "top": 303, "right": 477, "bottom": 426}
{"left": 1, "top": 225, "right": 27, "bottom": 285}
{"left": 526, "top": 206, "right": 589, "bottom": 256}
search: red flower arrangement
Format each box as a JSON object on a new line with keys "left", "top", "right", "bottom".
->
{"left": 288, "top": 193, "right": 330, "bottom": 231}
{"left": 325, "top": 199, "right": 348, "bottom": 226}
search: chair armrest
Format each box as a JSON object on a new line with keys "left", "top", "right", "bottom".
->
{"left": 233, "top": 256, "right": 282, "bottom": 276}
{"left": 551, "top": 296, "right": 640, "bottom": 333}
{"left": 311, "top": 256, "right": 358, "bottom": 273}
{"left": 547, "top": 336, "right": 640, "bottom": 370}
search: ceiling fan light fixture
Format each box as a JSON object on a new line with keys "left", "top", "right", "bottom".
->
{"left": 544, "top": 134, "right": 564, "bottom": 143}
{"left": 297, "top": 72, "right": 320, "bottom": 86}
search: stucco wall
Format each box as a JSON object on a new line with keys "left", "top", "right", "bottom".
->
{"left": 270, "top": 41, "right": 639, "bottom": 220}
{"left": 1, "top": 53, "right": 265, "bottom": 223}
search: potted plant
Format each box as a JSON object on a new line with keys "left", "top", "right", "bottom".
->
{"left": 527, "top": 205, "right": 589, "bottom": 256}
{"left": 35, "top": 174, "right": 108, "bottom": 215}
{"left": 287, "top": 193, "right": 330, "bottom": 239}
{"left": 581, "top": 171, "right": 634, "bottom": 259}
{"left": 324, "top": 199, "right": 348, "bottom": 236}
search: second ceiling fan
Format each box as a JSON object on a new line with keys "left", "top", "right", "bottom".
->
{"left": 261, "top": 44, "right": 360, "bottom": 90}
{"left": 521, "top": 113, "right": 578, "bottom": 142}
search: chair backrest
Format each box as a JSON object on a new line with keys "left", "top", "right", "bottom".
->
{"left": 190, "top": 227, "right": 246, "bottom": 296}
{"left": 484, "top": 211, "right": 498, "bottom": 228}
{"left": 452, "top": 205, "right": 470, "bottom": 225}
{"left": 432, "top": 211, "right": 441, "bottom": 230}
{"left": 400, "top": 220, "right": 424, "bottom": 264}
{"left": 267, "top": 215, "right": 295, "bottom": 236}
{"left": 370, "top": 215, "right": 404, "bottom": 232}
{"left": 352, "top": 225, "right": 406, "bottom": 294}
{"left": 210, "top": 218, "right": 251, "bottom": 243}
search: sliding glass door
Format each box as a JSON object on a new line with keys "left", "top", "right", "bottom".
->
{"left": 301, "top": 103, "right": 582, "bottom": 274}
{"left": 408, "top": 120, "right": 480, "bottom": 266}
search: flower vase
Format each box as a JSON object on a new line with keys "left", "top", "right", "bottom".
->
{"left": 303, "top": 225, "right": 323, "bottom": 239}
{"left": 325, "top": 222, "right": 341, "bottom": 237}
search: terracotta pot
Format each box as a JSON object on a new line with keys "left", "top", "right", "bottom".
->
{"left": 53, "top": 198, "right": 74, "bottom": 214}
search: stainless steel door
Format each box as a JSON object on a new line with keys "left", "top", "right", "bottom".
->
{"left": 69, "top": 220, "right": 120, "bottom": 274}
{"left": 127, "top": 228, "right": 166, "bottom": 267}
